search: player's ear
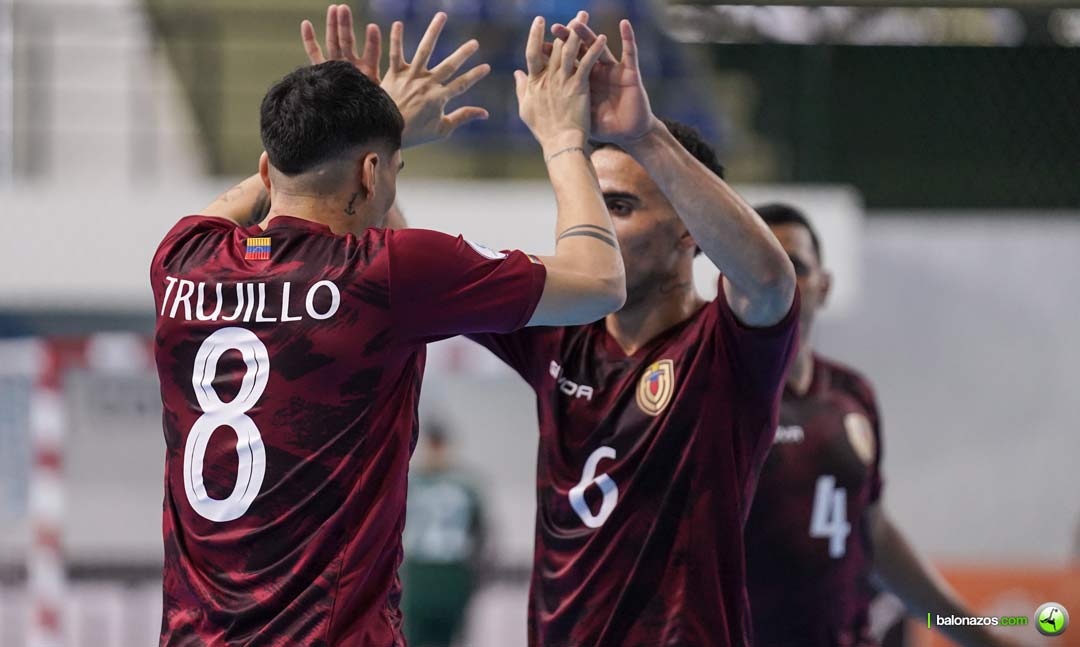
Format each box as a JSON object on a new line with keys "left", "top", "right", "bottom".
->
{"left": 677, "top": 228, "right": 697, "bottom": 254}
{"left": 258, "top": 152, "right": 272, "bottom": 193}
{"left": 358, "top": 152, "right": 379, "bottom": 200}
{"left": 819, "top": 269, "right": 833, "bottom": 306}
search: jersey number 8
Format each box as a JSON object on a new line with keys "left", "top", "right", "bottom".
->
{"left": 184, "top": 327, "right": 269, "bottom": 522}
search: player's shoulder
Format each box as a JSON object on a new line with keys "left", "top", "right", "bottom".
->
{"left": 153, "top": 215, "right": 243, "bottom": 268}
{"left": 816, "top": 354, "right": 879, "bottom": 413}
{"left": 383, "top": 227, "right": 499, "bottom": 259}
{"left": 158, "top": 215, "right": 240, "bottom": 244}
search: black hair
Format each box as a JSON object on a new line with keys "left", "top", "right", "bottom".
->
{"left": 756, "top": 203, "right": 823, "bottom": 264}
{"left": 260, "top": 60, "right": 404, "bottom": 175}
{"left": 590, "top": 118, "right": 726, "bottom": 180}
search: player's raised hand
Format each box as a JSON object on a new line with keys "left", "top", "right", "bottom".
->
{"left": 301, "top": 4, "right": 382, "bottom": 83}
{"left": 550, "top": 14, "right": 656, "bottom": 145}
{"left": 301, "top": 8, "right": 490, "bottom": 148}
{"left": 515, "top": 16, "right": 608, "bottom": 156}
{"left": 380, "top": 13, "right": 490, "bottom": 148}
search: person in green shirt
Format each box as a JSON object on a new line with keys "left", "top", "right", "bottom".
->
{"left": 402, "top": 422, "right": 487, "bottom": 647}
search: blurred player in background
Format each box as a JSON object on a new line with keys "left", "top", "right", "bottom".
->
{"left": 401, "top": 422, "right": 487, "bottom": 647}
{"left": 466, "top": 14, "right": 799, "bottom": 647}
{"left": 745, "top": 204, "right": 1019, "bottom": 647}
{"left": 152, "top": 7, "right": 625, "bottom": 645}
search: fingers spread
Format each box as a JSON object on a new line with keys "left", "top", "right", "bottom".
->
{"left": 431, "top": 39, "right": 479, "bottom": 83}
{"left": 549, "top": 33, "right": 565, "bottom": 75}
{"left": 576, "top": 33, "right": 608, "bottom": 85}
{"left": 525, "top": 16, "right": 545, "bottom": 77}
{"left": 445, "top": 63, "right": 491, "bottom": 99}
{"left": 571, "top": 20, "right": 617, "bottom": 65}
{"left": 561, "top": 27, "right": 582, "bottom": 75}
{"left": 413, "top": 11, "right": 447, "bottom": 70}
{"left": 620, "top": 19, "right": 638, "bottom": 68}
{"left": 325, "top": 5, "right": 341, "bottom": 60}
{"left": 301, "top": 20, "right": 325, "bottom": 64}
{"left": 389, "top": 21, "right": 405, "bottom": 72}
{"left": 336, "top": 4, "right": 358, "bottom": 59}
{"left": 361, "top": 24, "right": 383, "bottom": 79}
{"left": 443, "top": 106, "right": 490, "bottom": 135}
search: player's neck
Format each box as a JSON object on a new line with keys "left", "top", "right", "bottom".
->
{"left": 787, "top": 345, "right": 815, "bottom": 396}
{"left": 262, "top": 192, "right": 376, "bottom": 236}
{"left": 605, "top": 285, "right": 704, "bottom": 356}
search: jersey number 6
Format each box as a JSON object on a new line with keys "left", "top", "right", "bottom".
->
{"left": 569, "top": 446, "right": 619, "bottom": 528}
{"left": 184, "top": 327, "right": 269, "bottom": 522}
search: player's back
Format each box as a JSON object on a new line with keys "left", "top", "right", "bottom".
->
{"left": 151, "top": 215, "right": 546, "bottom": 646}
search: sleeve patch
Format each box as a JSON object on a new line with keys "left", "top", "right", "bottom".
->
{"left": 464, "top": 239, "right": 508, "bottom": 260}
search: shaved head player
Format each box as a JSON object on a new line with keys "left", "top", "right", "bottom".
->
{"left": 152, "top": 9, "right": 626, "bottom": 645}
{"left": 746, "top": 205, "right": 1021, "bottom": 647}
{"left": 466, "top": 15, "right": 799, "bottom": 647}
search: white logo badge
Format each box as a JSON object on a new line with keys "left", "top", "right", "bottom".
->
{"left": 464, "top": 239, "right": 507, "bottom": 260}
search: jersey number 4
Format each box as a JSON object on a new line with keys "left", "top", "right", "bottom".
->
{"left": 810, "top": 475, "right": 851, "bottom": 559}
{"left": 184, "top": 327, "right": 269, "bottom": 522}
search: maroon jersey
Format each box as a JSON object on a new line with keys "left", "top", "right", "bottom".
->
{"left": 470, "top": 283, "right": 799, "bottom": 647}
{"left": 744, "top": 354, "right": 884, "bottom": 647}
{"left": 151, "top": 215, "right": 545, "bottom": 647}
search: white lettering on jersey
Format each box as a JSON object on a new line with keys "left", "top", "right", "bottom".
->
{"left": 161, "top": 276, "right": 340, "bottom": 323}
{"left": 549, "top": 360, "right": 594, "bottom": 401}
{"left": 773, "top": 425, "right": 805, "bottom": 444}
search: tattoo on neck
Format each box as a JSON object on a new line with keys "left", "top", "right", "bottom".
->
{"left": 248, "top": 189, "right": 271, "bottom": 226}
{"left": 344, "top": 192, "right": 360, "bottom": 216}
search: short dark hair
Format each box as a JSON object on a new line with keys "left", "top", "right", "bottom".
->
{"left": 590, "top": 118, "right": 726, "bottom": 180}
{"left": 260, "top": 60, "right": 404, "bottom": 175}
{"left": 756, "top": 203, "right": 823, "bottom": 263}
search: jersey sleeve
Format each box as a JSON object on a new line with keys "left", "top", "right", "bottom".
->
{"left": 386, "top": 228, "right": 547, "bottom": 345}
{"left": 466, "top": 328, "right": 557, "bottom": 386}
{"left": 712, "top": 278, "right": 801, "bottom": 403}
{"left": 151, "top": 216, "right": 239, "bottom": 310}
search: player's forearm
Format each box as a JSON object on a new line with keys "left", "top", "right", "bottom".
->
{"left": 623, "top": 119, "right": 795, "bottom": 326}
{"left": 202, "top": 174, "right": 271, "bottom": 226}
{"left": 871, "top": 509, "right": 1010, "bottom": 647}
{"left": 539, "top": 136, "right": 626, "bottom": 312}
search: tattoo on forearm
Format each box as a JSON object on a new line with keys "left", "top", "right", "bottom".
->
{"left": 557, "top": 224, "right": 617, "bottom": 249}
{"left": 216, "top": 184, "right": 244, "bottom": 204}
{"left": 544, "top": 146, "right": 585, "bottom": 163}
{"left": 344, "top": 191, "right": 360, "bottom": 216}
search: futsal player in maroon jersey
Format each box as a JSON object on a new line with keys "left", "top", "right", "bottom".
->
{"left": 746, "top": 204, "right": 1020, "bottom": 647}
{"left": 463, "top": 16, "right": 799, "bottom": 647}
{"left": 152, "top": 10, "right": 625, "bottom": 646}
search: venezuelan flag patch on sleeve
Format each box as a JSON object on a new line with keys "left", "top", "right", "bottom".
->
{"left": 245, "top": 237, "right": 272, "bottom": 260}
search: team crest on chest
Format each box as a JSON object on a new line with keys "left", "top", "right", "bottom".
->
{"left": 636, "top": 359, "right": 675, "bottom": 416}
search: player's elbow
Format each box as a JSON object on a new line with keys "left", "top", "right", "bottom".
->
{"left": 591, "top": 270, "right": 627, "bottom": 316}
{"left": 738, "top": 264, "right": 797, "bottom": 327}
{"left": 563, "top": 271, "right": 626, "bottom": 325}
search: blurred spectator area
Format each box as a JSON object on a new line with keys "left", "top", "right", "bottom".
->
{"left": 2, "top": 0, "right": 1077, "bottom": 207}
